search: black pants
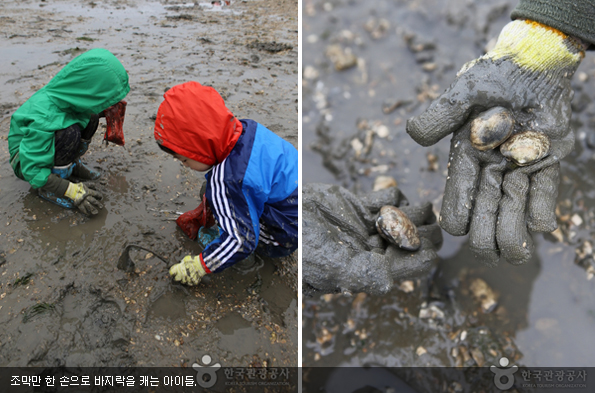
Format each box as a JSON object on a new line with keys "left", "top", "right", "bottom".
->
{"left": 53, "top": 114, "right": 99, "bottom": 166}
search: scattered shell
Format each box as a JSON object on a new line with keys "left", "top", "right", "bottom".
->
{"left": 376, "top": 206, "right": 421, "bottom": 251}
{"left": 500, "top": 130, "right": 550, "bottom": 166}
{"left": 551, "top": 227, "right": 564, "bottom": 243}
{"left": 470, "top": 347, "right": 485, "bottom": 367}
{"left": 373, "top": 175, "right": 397, "bottom": 191}
{"left": 416, "top": 346, "right": 427, "bottom": 356}
{"left": 325, "top": 44, "right": 358, "bottom": 71}
{"left": 571, "top": 214, "right": 583, "bottom": 227}
{"left": 470, "top": 107, "right": 514, "bottom": 151}
{"left": 469, "top": 278, "right": 498, "bottom": 313}
{"left": 576, "top": 241, "right": 593, "bottom": 260}
{"left": 427, "top": 152, "right": 439, "bottom": 171}
{"left": 398, "top": 280, "right": 415, "bottom": 293}
{"left": 373, "top": 123, "right": 390, "bottom": 138}
{"left": 419, "top": 303, "right": 445, "bottom": 320}
{"left": 459, "top": 346, "right": 471, "bottom": 363}
{"left": 303, "top": 65, "right": 319, "bottom": 80}
{"left": 316, "top": 327, "right": 334, "bottom": 345}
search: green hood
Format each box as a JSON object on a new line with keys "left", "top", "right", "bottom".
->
{"left": 8, "top": 48, "right": 130, "bottom": 188}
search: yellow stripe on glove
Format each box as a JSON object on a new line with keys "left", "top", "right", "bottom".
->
{"left": 489, "top": 20, "right": 584, "bottom": 72}
{"left": 458, "top": 20, "right": 585, "bottom": 77}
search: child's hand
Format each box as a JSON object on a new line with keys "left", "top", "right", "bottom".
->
{"left": 169, "top": 255, "right": 207, "bottom": 285}
{"left": 64, "top": 182, "right": 103, "bottom": 216}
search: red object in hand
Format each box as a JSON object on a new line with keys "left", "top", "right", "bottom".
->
{"left": 176, "top": 194, "right": 216, "bottom": 240}
{"left": 104, "top": 100, "right": 127, "bottom": 146}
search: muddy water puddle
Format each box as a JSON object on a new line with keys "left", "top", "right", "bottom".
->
{"left": 0, "top": 0, "right": 297, "bottom": 367}
{"left": 302, "top": 0, "right": 595, "bottom": 368}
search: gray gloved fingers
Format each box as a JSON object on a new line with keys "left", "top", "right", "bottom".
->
{"left": 547, "top": 131, "right": 575, "bottom": 166}
{"left": 386, "top": 239, "right": 437, "bottom": 281}
{"left": 527, "top": 163, "right": 560, "bottom": 233}
{"left": 359, "top": 186, "right": 407, "bottom": 213}
{"left": 531, "top": 94, "right": 572, "bottom": 140}
{"left": 440, "top": 138, "right": 480, "bottom": 236}
{"left": 84, "top": 195, "right": 103, "bottom": 209}
{"left": 86, "top": 188, "right": 103, "bottom": 201}
{"left": 75, "top": 199, "right": 90, "bottom": 215}
{"left": 399, "top": 202, "right": 435, "bottom": 227}
{"left": 497, "top": 170, "right": 534, "bottom": 265}
{"left": 79, "top": 199, "right": 98, "bottom": 216}
{"left": 319, "top": 183, "right": 378, "bottom": 227}
{"left": 80, "top": 196, "right": 102, "bottom": 216}
{"left": 406, "top": 73, "right": 477, "bottom": 147}
{"left": 84, "top": 183, "right": 103, "bottom": 198}
{"left": 417, "top": 223, "right": 443, "bottom": 250}
{"left": 468, "top": 160, "right": 507, "bottom": 266}
{"left": 323, "top": 251, "right": 393, "bottom": 296}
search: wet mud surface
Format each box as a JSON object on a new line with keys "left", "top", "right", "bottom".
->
{"left": 302, "top": 0, "right": 595, "bottom": 368}
{"left": 0, "top": 0, "right": 297, "bottom": 367}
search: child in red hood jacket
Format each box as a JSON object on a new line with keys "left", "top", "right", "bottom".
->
{"left": 154, "top": 81, "right": 298, "bottom": 286}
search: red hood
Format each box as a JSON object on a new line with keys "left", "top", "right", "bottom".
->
{"left": 154, "top": 81, "right": 243, "bottom": 165}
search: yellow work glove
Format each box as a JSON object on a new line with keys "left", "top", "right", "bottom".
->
{"left": 64, "top": 182, "right": 103, "bottom": 216}
{"left": 169, "top": 255, "right": 207, "bottom": 285}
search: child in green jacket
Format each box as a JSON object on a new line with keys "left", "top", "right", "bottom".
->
{"left": 8, "top": 48, "right": 130, "bottom": 215}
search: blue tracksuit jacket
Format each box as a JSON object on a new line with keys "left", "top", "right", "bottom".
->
{"left": 200, "top": 119, "right": 298, "bottom": 273}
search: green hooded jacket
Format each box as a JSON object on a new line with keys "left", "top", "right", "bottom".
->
{"left": 8, "top": 48, "right": 130, "bottom": 189}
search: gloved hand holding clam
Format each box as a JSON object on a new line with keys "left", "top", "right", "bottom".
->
{"left": 302, "top": 183, "right": 443, "bottom": 296}
{"left": 407, "top": 17, "right": 584, "bottom": 266}
{"left": 470, "top": 106, "right": 551, "bottom": 167}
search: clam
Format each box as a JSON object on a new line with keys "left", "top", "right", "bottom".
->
{"left": 470, "top": 107, "right": 514, "bottom": 151}
{"left": 375, "top": 206, "right": 421, "bottom": 251}
{"left": 499, "top": 130, "right": 550, "bottom": 166}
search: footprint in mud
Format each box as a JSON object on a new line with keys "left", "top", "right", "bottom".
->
{"left": 256, "top": 262, "right": 295, "bottom": 327}
{"left": 80, "top": 300, "right": 122, "bottom": 349}
{"left": 215, "top": 312, "right": 261, "bottom": 358}
{"left": 147, "top": 291, "right": 187, "bottom": 322}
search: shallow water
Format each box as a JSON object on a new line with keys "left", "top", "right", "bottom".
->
{"left": 302, "top": 0, "right": 595, "bottom": 367}
{"left": 0, "top": 0, "right": 297, "bottom": 367}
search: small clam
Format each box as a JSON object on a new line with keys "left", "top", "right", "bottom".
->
{"left": 499, "top": 130, "right": 550, "bottom": 166}
{"left": 376, "top": 206, "right": 420, "bottom": 251}
{"left": 470, "top": 107, "right": 514, "bottom": 151}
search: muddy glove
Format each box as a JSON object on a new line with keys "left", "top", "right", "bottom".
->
{"left": 406, "top": 20, "right": 587, "bottom": 266}
{"left": 169, "top": 255, "right": 208, "bottom": 285}
{"left": 64, "top": 182, "right": 104, "bottom": 216}
{"left": 302, "top": 183, "right": 442, "bottom": 296}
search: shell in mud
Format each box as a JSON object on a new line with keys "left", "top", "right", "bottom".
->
{"left": 470, "top": 107, "right": 514, "bottom": 151}
{"left": 499, "top": 130, "right": 550, "bottom": 166}
{"left": 375, "top": 206, "right": 421, "bottom": 251}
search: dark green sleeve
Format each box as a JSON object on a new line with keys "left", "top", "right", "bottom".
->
{"left": 511, "top": 0, "right": 595, "bottom": 47}
{"left": 41, "top": 174, "right": 70, "bottom": 196}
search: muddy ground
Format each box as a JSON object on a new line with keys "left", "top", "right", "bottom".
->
{"left": 302, "top": 0, "right": 595, "bottom": 372}
{"left": 0, "top": 0, "right": 298, "bottom": 367}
